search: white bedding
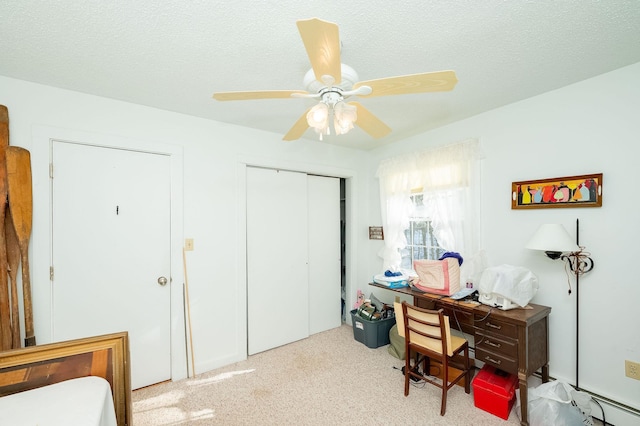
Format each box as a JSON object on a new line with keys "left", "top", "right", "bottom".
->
{"left": 0, "top": 376, "right": 117, "bottom": 426}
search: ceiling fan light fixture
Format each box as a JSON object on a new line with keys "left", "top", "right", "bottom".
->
{"left": 306, "top": 102, "right": 330, "bottom": 139}
{"left": 306, "top": 97, "right": 356, "bottom": 140}
{"left": 307, "top": 102, "right": 329, "bottom": 127}
{"left": 333, "top": 101, "right": 357, "bottom": 135}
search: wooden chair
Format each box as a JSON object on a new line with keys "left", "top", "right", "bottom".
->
{"left": 395, "top": 301, "right": 471, "bottom": 416}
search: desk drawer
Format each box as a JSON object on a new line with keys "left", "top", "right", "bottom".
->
{"left": 415, "top": 298, "right": 437, "bottom": 310}
{"left": 475, "top": 330, "right": 517, "bottom": 359}
{"left": 475, "top": 315, "right": 517, "bottom": 339}
{"left": 475, "top": 346, "right": 517, "bottom": 374}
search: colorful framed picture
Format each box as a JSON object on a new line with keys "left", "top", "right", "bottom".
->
{"left": 512, "top": 173, "right": 602, "bottom": 209}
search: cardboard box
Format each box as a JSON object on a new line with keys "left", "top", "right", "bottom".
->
{"left": 472, "top": 365, "right": 518, "bottom": 420}
{"left": 350, "top": 309, "right": 395, "bottom": 348}
{"left": 428, "top": 358, "right": 475, "bottom": 388}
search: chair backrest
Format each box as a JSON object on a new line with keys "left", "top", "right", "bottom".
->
{"left": 394, "top": 301, "right": 454, "bottom": 356}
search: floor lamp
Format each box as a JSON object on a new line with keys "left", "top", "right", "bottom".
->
{"left": 526, "top": 218, "right": 594, "bottom": 390}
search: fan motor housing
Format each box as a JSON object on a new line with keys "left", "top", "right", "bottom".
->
{"left": 303, "top": 63, "right": 359, "bottom": 94}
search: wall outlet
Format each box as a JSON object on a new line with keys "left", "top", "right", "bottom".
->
{"left": 625, "top": 360, "right": 640, "bottom": 380}
{"left": 184, "top": 238, "right": 194, "bottom": 251}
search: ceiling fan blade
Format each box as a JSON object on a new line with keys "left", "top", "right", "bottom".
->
{"left": 213, "top": 90, "right": 308, "bottom": 101}
{"left": 353, "top": 70, "right": 458, "bottom": 98}
{"left": 349, "top": 102, "right": 391, "bottom": 139}
{"left": 282, "top": 108, "right": 311, "bottom": 141}
{"left": 296, "top": 18, "right": 341, "bottom": 84}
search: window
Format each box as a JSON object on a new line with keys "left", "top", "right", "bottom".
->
{"left": 376, "top": 139, "right": 481, "bottom": 270}
{"left": 400, "top": 193, "right": 445, "bottom": 269}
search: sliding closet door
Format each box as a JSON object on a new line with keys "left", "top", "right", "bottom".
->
{"left": 247, "top": 167, "right": 309, "bottom": 355}
{"left": 308, "top": 175, "right": 341, "bottom": 335}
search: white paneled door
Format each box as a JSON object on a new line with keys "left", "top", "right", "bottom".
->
{"left": 51, "top": 141, "right": 171, "bottom": 390}
{"left": 246, "top": 167, "right": 341, "bottom": 355}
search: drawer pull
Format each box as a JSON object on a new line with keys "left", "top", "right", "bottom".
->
{"left": 486, "top": 322, "right": 502, "bottom": 330}
{"left": 485, "top": 356, "right": 502, "bottom": 365}
{"left": 485, "top": 340, "right": 501, "bottom": 348}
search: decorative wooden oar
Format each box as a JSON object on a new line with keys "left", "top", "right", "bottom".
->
{"left": 6, "top": 146, "right": 35, "bottom": 347}
{"left": 5, "top": 208, "right": 21, "bottom": 348}
{"left": 0, "top": 106, "right": 11, "bottom": 350}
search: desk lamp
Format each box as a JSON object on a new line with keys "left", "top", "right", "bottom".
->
{"left": 526, "top": 219, "right": 594, "bottom": 390}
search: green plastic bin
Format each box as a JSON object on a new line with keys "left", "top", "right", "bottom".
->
{"left": 350, "top": 309, "right": 396, "bottom": 348}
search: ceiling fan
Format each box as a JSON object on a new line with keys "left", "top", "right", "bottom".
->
{"left": 212, "top": 18, "right": 458, "bottom": 142}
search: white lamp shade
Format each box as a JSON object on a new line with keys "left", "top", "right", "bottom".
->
{"left": 526, "top": 223, "right": 579, "bottom": 252}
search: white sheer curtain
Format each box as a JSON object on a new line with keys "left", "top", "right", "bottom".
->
{"left": 376, "top": 139, "right": 482, "bottom": 271}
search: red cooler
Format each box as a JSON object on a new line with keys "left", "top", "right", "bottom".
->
{"left": 472, "top": 365, "right": 518, "bottom": 420}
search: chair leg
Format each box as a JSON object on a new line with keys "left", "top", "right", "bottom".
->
{"left": 441, "top": 360, "right": 448, "bottom": 416}
{"left": 464, "top": 347, "right": 471, "bottom": 394}
{"left": 404, "top": 357, "right": 411, "bottom": 396}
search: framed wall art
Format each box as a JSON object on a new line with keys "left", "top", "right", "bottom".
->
{"left": 512, "top": 173, "right": 602, "bottom": 209}
{"left": 369, "top": 226, "right": 384, "bottom": 240}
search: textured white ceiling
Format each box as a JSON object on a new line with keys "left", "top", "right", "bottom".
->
{"left": 1, "top": 1, "right": 639, "bottom": 150}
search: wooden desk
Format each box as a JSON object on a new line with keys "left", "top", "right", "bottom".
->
{"left": 370, "top": 282, "right": 551, "bottom": 426}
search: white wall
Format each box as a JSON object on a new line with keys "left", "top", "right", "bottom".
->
{"left": 0, "top": 75, "right": 368, "bottom": 378}
{"left": 365, "top": 62, "right": 640, "bottom": 424}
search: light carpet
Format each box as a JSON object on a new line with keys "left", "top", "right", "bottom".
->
{"left": 132, "top": 324, "right": 524, "bottom": 425}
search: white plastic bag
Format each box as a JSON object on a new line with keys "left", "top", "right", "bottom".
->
{"left": 516, "top": 380, "right": 593, "bottom": 426}
{"left": 571, "top": 387, "right": 594, "bottom": 426}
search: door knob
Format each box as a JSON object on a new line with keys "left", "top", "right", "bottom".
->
{"left": 157, "top": 276, "right": 168, "bottom": 286}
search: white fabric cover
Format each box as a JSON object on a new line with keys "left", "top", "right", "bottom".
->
{"left": 479, "top": 264, "right": 539, "bottom": 307}
{"left": 0, "top": 376, "right": 117, "bottom": 426}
